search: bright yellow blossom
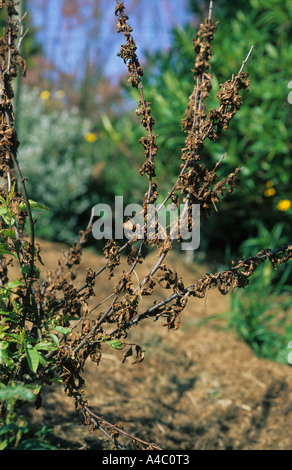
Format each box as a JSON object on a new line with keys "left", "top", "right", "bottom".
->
{"left": 277, "top": 199, "right": 291, "bottom": 211}
{"left": 84, "top": 132, "right": 98, "bottom": 143}
{"left": 40, "top": 90, "right": 50, "bottom": 100}
{"left": 264, "top": 188, "right": 276, "bottom": 197}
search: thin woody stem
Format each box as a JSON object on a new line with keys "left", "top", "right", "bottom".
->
{"left": 238, "top": 45, "right": 254, "bottom": 75}
{"left": 208, "top": 0, "right": 213, "bottom": 22}
{"left": 4, "top": 13, "right": 35, "bottom": 279}
{"left": 115, "top": 2, "right": 156, "bottom": 205}
{"left": 83, "top": 405, "right": 162, "bottom": 450}
{"left": 82, "top": 1, "right": 160, "bottom": 328}
{"left": 134, "top": 62, "right": 155, "bottom": 205}
{"left": 109, "top": 240, "right": 292, "bottom": 332}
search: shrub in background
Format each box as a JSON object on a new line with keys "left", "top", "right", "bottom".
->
{"left": 17, "top": 86, "right": 109, "bottom": 243}
{"left": 227, "top": 222, "right": 292, "bottom": 362}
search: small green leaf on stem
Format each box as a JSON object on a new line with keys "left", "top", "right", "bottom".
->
{"left": 106, "top": 339, "right": 124, "bottom": 350}
{"left": 55, "top": 326, "right": 72, "bottom": 335}
{"left": 18, "top": 200, "right": 49, "bottom": 212}
{"left": 25, "top": 345, "right": 40, "bottom": 372}
{"left": 21, "top": 264, "right": 40, "bottom": 278}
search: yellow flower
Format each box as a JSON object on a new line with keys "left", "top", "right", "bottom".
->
{"left": 265, "top": 180, "right": 274, "bottom": 188}
{"left": 277, "top": 199, "right": 291, "bottom": 212}
{"left": 84, "top": 132, "right": 98, "bottom": 143}
{"left": 264, "top": 188, "right": 276, "bottom": 197}
{"left": 40, "top": 90, "right": 50, "bottom": 100}
{"left": 55, "top": 90, "right": 65, "bottom": 99}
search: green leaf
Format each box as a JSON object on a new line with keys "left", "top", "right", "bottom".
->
{"left": 18, "top": 200, "right": 49, "bottom": 212}
{"left": 0, "top": 207, "right": 16, "bottom": 225}
{"left": 0, "top": 243, "right": 18, "bottom": 259}
{"left": 54, "top": 326, "right": 71, "bottom": 335}
{"left": 16, "top": 438, "right": 56, "bottom": 450}
{"left": 0, "top": 229, "right": 16, "bottom": 239}
{"left": 38, "top": 352, "right": 48, "bottom": 367}
{"left": 25, "top": 346, "right": 40, "bottom": 372}
{"left": 0, "top": 439, "right": 8, "bottom": 450}
{"left": 2, "top": 332, "right": 23, "bottom": 344}
{"left": 0, "top": 348, "right": 13, "bottom": 367}
{"left": 7, "top": 280, "right": 24, "bottom": 289}
{"left": 49, "top": 333, "right": 59, "bottom": 347}
{"left": 35, "top": 341, "right": 56, "bottom": 351}
{"left": 0, "top": 385, "right": 35, "bottom": 402}
{"left": 106, "top": 339, "right": 124, "bottom": 350}
{"left": 0, "top": 423, "right": 20, "bottom": 435}
{"left": 21, "top": 264, "right": 40, "bottom": 278}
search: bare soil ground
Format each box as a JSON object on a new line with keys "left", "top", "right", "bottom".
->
{"left": 26, "top": 239, "right": 292, "bottom": 450}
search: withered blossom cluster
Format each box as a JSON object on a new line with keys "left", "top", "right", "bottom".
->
{"left": 178, "top": 15, "right": 250, "bottom": 219}
{"left": 115, "top": 1, "right": 158, "bottom": 185}
{"left": 181, "top": 17, "right": 218, "bottom": 139}
{"left": 115, "top": 1, "right": 143, "bottom": 87}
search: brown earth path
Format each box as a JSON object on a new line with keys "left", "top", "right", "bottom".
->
{"left": 25, "top": 239, "right": 292, "bottom": 450}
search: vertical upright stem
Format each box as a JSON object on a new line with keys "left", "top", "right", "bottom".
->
{"left": 14, "top": 0, "right": 27, "bottom": 133}
{"left": 4, "top": 7, "right": 35, "bottom": 280}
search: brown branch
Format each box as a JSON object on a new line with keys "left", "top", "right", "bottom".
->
{"left": 109, "top": 241, "right": 292, "bottom": 332}
{"left": 83, "top": 405, "right": 162, "bottom": 450}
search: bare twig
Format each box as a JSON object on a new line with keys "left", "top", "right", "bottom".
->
{"left": 83, "top": 405, "right": 162, "bottom": 450}
{"left": 109, "top": 241, "right": 292, "bottom": 332}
